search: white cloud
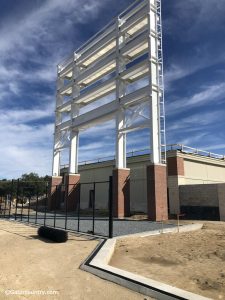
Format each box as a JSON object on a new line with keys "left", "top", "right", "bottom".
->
{"left": 168, "top": 110, "right": 225, "bottom": 132}
{"left": 0, "top": 0, "right": 110, "bottom": 178}
{"left": 201, "top": 144, "right": 225, "bottom": 152}
{"left": 166, "top": 82, "right": 225, "bottom": 116}
{"left": 0, "top": 105, "right": 54, "bottom": 125}
{"left": 0, "top": 121, "right": 54, "bottom": 179}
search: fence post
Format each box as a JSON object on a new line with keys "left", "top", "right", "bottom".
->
{"left": 54, "top": 185, "right": 57, "bottom": 228}
{"left": 65, "top": 183, "right": 68, "bottom": 230}
{"left": 20, "top": 184, "right": 24, "bottom": 221}
{"left": 77, "top": 184, "right": 81, "bottom": 232}
{"left": 108, "top": 176, "right": 113, "bottom": 238}
{"left": 15, "top": 179, "right": 19, "bottom": 220}
{"left": 35, "top": 184, "right": 39, "bottom": 224}
{"left": 92, "top": 182, "right": 96, "bottom": 235}
{"left": 44, "top": 181, "right": 48, "bottom": 227}
{"left": 28, "top": 195, "right": 31, "bottom": 223}
{"left": 8, "top": 180, "right": 13, "bottom": 219}
{"left": 3, "top": 195, "right": 7, "bottom": 218}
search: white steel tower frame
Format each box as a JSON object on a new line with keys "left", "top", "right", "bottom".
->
{"left": 52, "top": 0, "right": 166, "bottom": 176}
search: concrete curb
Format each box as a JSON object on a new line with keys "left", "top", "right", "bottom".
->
{"left": 81, "top": 223, "right": 212, "bottom": 300}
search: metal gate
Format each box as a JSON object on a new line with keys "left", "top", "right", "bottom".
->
{"left": 0, "top": 177, "right": 113, "bottom": 238}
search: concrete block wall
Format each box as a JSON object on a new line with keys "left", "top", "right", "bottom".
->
{"left": 179, "top": 183, "right": 225, "bottom": 221}
{"left": 179, "top": 184, "right": 219, "bottom": 207}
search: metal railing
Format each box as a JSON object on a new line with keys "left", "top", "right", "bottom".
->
{"left": 167, "top": 144, "right": 225, "bottom": 160}
{"left": 60, "top": 148, "right": 151, "bottom": 169}
{"left": 60, "top": 144, "right": 225, "bottom": 169}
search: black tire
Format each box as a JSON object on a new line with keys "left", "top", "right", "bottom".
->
{"left": 38, "top": 226, "right": 68, "bottom": 243}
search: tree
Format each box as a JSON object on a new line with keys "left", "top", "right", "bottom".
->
{"left": 18, "top": 173, "right": 48, "bottom": 198}
{"left": 0, "top": 180, "right": 11, "bottom": 197}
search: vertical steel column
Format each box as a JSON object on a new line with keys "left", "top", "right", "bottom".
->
{"left": 69, "top": 53, "right": 80, "bottom": 174}
{"left": 52, "top": 71, "right": 64, "bottom": 176}
{"left": 156, "top": 0, "right": 166, "bottom": 163}
{"left": 147, "top": 0, "right": 162, "bottom": 164}
{"left": 69, "top": 131, "right": 79, "bottom": 174}
{"left": 115, "top": 18, "right": 127, "bottom": 169}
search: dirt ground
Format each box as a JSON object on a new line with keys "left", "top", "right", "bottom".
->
{"left": 0, "top": 220, "right": 152, "bottom": 300}
{"left": 110, "top": 221, "right": 225, "bottom": 300}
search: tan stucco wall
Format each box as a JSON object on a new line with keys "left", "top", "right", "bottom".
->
{"left": 77, "top": 156, "right": 149, "bottom": 212}
{"left": 184, "top": 159, "right": 225, "bottom": 184}
{"left": 129, "top": 160, "right": 147, "bottom": 213}
{"left": 79, "top": 163, "right": 113, "bottom": 210}
{"left": 166, "top": 150, "right": 225, "bottom": 185}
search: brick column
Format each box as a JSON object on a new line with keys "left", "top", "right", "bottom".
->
{"left": 167, "top": 156, "right": 185, "bottom": 215}
{"left": 64, "top": 174, "right": 80, "bottom": 211}
{"left": 48, "top": 176, "right": 62, "bottom": 210}
{"left": 113, "top": 168, "right": 130, "bottom": 218}
{"left": 146, "top": 164, "right": 168, "bottom": 221}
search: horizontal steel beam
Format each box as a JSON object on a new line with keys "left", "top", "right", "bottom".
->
{"left": 120, "top": 85, "right": 149, "bottom": 107}
{"left": 77, "top": 23, "right": 116, "bottom": 59}
{"left": 76, "top": 77, "right": 116, "bottom": 104}
{"left": 57, "top": 85, "right": 153, "bottom": 128}
{"left": 77, "top": 52, "right": 116, "bottom": 86}
{"left": 119, "top": 121, "right": 149, "bottom": 133}
{"left": 119, "top": 0, "right": 147, "bottom": 21}
{"left": 57, "top": 100, "right": 71, "bottom": 113}
{"left": 58, "top": 61, "right": 73, "bottom": 79}
{"left": 121, "top": 31, "right": 148, "bottom": 59}
{"left": 121, "top": 58, "right": 149, "bottom": 81}
{"left": 78, "top": 31, "right": 116, "bottom": 67}
{"left": 120, "top": 5, "right": 147, "bottom": 34}
{"left": 58, "top": 80, "right": 73, "bottom": 95}
{"left": 73, "top": 100, "right": 118, "bottom": 130}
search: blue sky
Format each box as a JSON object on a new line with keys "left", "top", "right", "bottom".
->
{"left": 0, "top": 0, "right": 225, "bottom": 179}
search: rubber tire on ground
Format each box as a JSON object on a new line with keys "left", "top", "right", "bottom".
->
{"left": 38, "top": 226, "right": 68, "bottom": 243}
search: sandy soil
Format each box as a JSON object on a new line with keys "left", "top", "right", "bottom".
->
{"left": 110, "top": 222, "right": 225, "bottom": 300}
{"left": 0, "top": 220, "right": 152, "bottom": 300}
